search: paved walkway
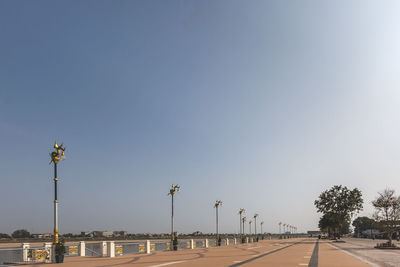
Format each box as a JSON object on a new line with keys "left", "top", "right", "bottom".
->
{"left": 334, "top": 238, "right": 400, "bottom": 267}
{"left": 21, "top": 238, "right": 373, "bottom": 266}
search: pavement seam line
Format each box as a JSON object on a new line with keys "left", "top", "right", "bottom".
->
{"left": 149, "top": 260, "right": 186, "bottom": 267}
{"left": 308, "top": 239, "right": 318, "bottom": 267}
{"left": 228, "top": 240, "right": 304, "bottom": 267}
{"left": 327, "top": 243, "right": 379, "bottom": 267}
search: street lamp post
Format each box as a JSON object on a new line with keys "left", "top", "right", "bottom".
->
{"left": 239, "top": 208, "right": 245, "bottom": 238}
{"left": 214, "top": 200, "right": 223, "bottom": 245}
{"left": 168, "top": 184, "right": 180, "bottom": 243}
{"left": 249, "top": 220, "right": 252, "bottom": 235}
{"left": 253, "top": 214, "right": 259, "bottom": 239}
{"left": 279, "top": 222, "right": 282, "bottom": 234}
{"left": 242, "top": 217, "right": 246, "bottom": 235}
{"left": 261, "top": 221, "right": 264, "bottom": 237}
{"left": 49, "top": 141, "right": 65, "bottom": 245}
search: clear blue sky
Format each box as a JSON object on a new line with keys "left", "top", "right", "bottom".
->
{"left": 1, "top": 0, "right": 400, "bottom": 235}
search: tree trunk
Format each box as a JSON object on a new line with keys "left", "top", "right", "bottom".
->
{"left": 388, "top": 230, "right": 393, "bottom": 246}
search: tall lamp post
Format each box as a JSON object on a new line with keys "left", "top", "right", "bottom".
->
{"left": 214, "top": 200, "right": 223, "bottom": 245}
{"left": 253, "top": 214, "right": 259, "bottom": 239}
{"left": 238, "top": 208, "right": 245, "bottom": 238}
{"left": 249, "top": 220, "right": 252, "bottom": 235}
{"left": 50, "top": 141, "right": 66, "bottom": 245}
{"left": 279, "top": 222, "right": 282, "bottom": 234}
{"left": 242, "top": 217, "right": 246, "bottom": 235}
{"left": 168, "top": 184, "right": 180, "bottom": 242}
{"left": 261, "top": 221, "right": 264, "bottom": 237}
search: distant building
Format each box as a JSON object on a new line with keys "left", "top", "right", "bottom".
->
{"left": 32, "top": 233, "right": 53, "bottom": 239}
{"left": 81, "top": 232, "right": 93, "bottom": 237}
{"left": 113, "top": 231, "right": 127, "bottom": 237}
{"left": 92, "top": 231, "right": 104, "bottom": 238}
{"left": 102, "top": 231, "right": 113, "bottom": 237}
{"left": 307, "top": 231, "right": 322, "bottom": 237}
{"left": 192, "top": 231, "right": 203, "bottom": 236}
{"left": 43, "top": 233, "right": 53, "bottom": 238}
{"left": 361, "top": 229, "right": 380, "bottom": 238}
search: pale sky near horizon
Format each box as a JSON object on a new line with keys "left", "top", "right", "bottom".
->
{"left": 2, "top": 0, "right": 400, "bottom": 235}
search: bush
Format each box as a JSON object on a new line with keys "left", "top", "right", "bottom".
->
{"left": 172, "top": 236, "right": 178, "bottom": 251}
{"left": 55, "top": 238, "right": 66, "bottom": 255}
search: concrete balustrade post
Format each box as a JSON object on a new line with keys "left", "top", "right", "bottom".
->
{"left": 246, "top": 237, "right": 249, "bottom": 243}
{"left": 101, "top": 241, "right": 107, "bottom": 257}
{"left": 205, "top": 239, "right": 209, "bottom": 248}
{"left": 22, "top": 243, "right": 30, "bottom": 262}
{"left": 226, "top": 238, "right": 229, "bottom": 245}
{"left": 79, "top": 241, "right": 85, "bottom": 256}
{"left": 234, "top": 238, "right": 237, "bottom": 245}
{"left": 43, "top": 243, "right": 52, "bottom": 263}
{"left": 190, "top": 239, "right": 194, "bottom": 249}
{"left": 107, "top": 241, "right": 115, "bottom": 257}
{"left": 146, "top": 240, "right": 151, "bottom": 254}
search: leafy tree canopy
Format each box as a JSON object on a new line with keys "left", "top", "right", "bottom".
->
{"left": 315, "top": 185, "right": 363, "bottom": 238}
{"left": 11, "top": 229, "right": 30, "bottom": 238}
{"left": 0, "top": 233, "right": 10, "bottom": 238}
{"left": 315, "top": 185, "right": 363, "bottom": 217}
{"left": 372, "top": 189, "right": 400, "bottom": 245}
{"left": 352, "top": 216, "right": 375, "bottom": 234}
{"left": 319, "top": 212, "right": 350, "bottom": 236}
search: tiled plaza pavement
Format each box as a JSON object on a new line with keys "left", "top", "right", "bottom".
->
{"left": 22, "top": 238, "right": 374, "bottom": 267}
{"left": 334, "top": 238, "right": 400, "bottom": 267}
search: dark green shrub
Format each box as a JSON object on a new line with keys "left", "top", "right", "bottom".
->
{"left": 172, "top": 236, "right": 178, "bottom": 251}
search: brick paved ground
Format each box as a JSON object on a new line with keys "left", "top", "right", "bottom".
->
{"left": 19, "top": 238, "right": 377, "bottom": 267}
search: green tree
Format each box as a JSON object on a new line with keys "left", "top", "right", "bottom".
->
{"left": 352, "top": 216, "right": 375, "bottom": 237}
{"left": 372, "top": 189, "right": 400, "bottom": 246}
{"left": 315, "top": 185, "right": 363, "bottom": 238}
{"left": 0, "top": 233, "right": 10, "bottom": 239}
{"left": 319, "top": 212, "right": 350, "bottom": 237}
{"left": 11, "top": 229, "right": 30, "bottom": 238}
{"left": 319, "top": 213, "right": 337, "bottom": 236}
